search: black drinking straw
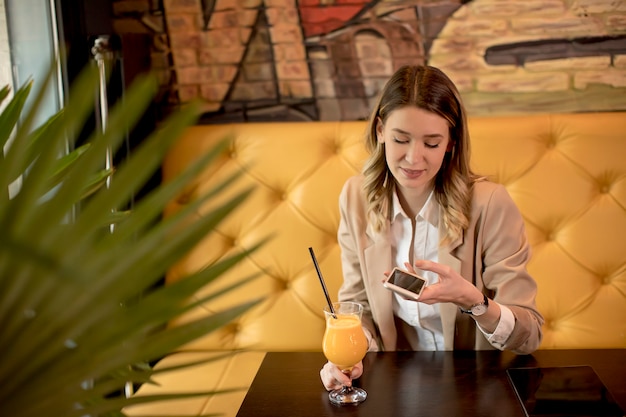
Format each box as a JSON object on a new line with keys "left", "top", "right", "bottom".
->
{"left": 308, "top": 247, "right": 337, "bottom": 319}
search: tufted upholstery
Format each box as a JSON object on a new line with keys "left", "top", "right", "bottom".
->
{"left": 127, "top": 112, "right": 626, "bottom": 417}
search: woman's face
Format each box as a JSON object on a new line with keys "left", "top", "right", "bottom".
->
{"left": 377, "top": 106, "right": 452, "bottom": 198}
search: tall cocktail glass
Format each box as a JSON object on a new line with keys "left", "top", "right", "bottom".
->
{"left": 322, "top": 301, "right": 368, "bottom": 405}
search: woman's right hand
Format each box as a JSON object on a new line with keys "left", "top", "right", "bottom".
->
{"left": 320, "top": 360, "right": 364, "bottom": 391}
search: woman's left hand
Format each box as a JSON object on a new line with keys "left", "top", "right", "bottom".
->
{"left": 406, "top": 260, "right": 481, "bottom": 307}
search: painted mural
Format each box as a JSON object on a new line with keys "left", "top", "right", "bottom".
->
{"left": 113, "top": 0, "right": 626, "bottom": 122}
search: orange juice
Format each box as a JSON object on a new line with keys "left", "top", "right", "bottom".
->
{"left": 322, "top": 314, "right": 368, "bottom": 370}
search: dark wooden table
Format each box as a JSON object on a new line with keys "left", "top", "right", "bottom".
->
{"left": 236, "top": 349, "right": 626, "bottom": 417}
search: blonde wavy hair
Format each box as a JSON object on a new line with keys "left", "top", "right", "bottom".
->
{"left": 362, "top": 65, "right": 482, "bottom": 247}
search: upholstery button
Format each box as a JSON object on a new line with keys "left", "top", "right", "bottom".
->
{"left": 226, "top": 322, "right": 240, "bottom": 335}
{"left": 601, "top": 185, "right": 610, "bottom": 194}
{"left": 273, "top": 279, "right": 288, "bottom": 291}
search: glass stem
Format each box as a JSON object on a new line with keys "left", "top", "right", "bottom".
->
{"left": 341, "top": 369, "right": 353, "bottom": 392}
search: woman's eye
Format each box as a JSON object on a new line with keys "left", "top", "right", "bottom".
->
{"left": 425, "top": 143, "right": 439, "bottom": 149}
{"left": 393, "top": 137, "right": 409, "bottom": 144}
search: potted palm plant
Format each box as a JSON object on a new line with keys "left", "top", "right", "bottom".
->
{"left": 0, "top": 63, "right": 262, "bottom": 416}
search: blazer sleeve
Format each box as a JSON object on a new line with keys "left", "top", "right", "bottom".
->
{"left": 477, "top": 183, "right": 544, "bottom": 354}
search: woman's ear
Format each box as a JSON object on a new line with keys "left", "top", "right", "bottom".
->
{"left": 446, "top": 140, "right": 454, "bottom": 152}
{"left": 375, "top": 117, "right": 384, "bottom": 143}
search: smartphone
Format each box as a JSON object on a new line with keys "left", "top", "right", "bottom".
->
{"left": 383, "top": 267, "right": 427, "bottom": 300}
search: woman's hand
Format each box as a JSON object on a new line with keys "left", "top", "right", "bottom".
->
{"left": 406, "top": 260, "right": 481, "bottom": 307}
{"left": 320, "top": 361, "right": 363, "bottom": 391}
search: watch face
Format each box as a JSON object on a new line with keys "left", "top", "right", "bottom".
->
{"left": 471, "top": 304, "right": 488, "bottom": 316}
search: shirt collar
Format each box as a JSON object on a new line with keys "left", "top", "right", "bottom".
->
{"left": 391, "top": 189, "right": 439, "bottom": 227}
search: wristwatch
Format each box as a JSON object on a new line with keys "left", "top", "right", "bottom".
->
{"left": 459, "top": 294, "right": 489, "bottom": 316}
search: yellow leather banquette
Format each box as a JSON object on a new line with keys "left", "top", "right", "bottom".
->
{"left": 127, "top": 112, "right": 626, "bottom": 416}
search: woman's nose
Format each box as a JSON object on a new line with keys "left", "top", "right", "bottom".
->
{"left": 405, "top": 142, "right": 422, "bottom": 164}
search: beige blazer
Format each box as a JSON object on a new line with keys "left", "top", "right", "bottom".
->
{"left": 337, "top": 175, "right": 544, "bottom": 354}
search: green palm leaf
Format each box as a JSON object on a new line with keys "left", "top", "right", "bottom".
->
{"left": 0, "top": 63, "right": 263, "bottom": 416}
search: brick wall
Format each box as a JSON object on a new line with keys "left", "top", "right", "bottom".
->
{"left": 429, "top": 0, "right": 626, "bottom": 114}
{"left": 3, "top": 0, "right": 624, "bottom": 120}
{"left": 112, "top": 0, "right": 626, "bottom": 121}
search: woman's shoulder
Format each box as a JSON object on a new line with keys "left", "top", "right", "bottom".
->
{"left": 471, "top": 179, "right": 519, "bottom": 212}
{"left": 341, "top": 174, "right": 365, "bottom": 197}
{"left": 339, "top": 174, "right": 368, "bottom": 210}
{"left": 472, "top": 178, "right": 501, "bottom": 194}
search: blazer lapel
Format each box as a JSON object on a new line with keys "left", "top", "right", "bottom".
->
{"left": 438, "top": 218, "right": 463, "bottom": 351}
{"left": 364, "top": 222, "right": 396, "bottom": 351}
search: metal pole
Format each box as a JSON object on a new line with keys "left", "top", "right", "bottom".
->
{"left": 91, "top": 35, "right": 115, "bottom": 233}
{"left": 91, "top": 35, "right": 135, "bottom": 399}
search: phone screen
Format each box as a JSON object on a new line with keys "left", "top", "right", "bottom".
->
{"left": 388, "top": 269, "right": 426, "bottom": 295}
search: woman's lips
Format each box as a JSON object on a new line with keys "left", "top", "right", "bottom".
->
{"left": 401, "top": 168, "right": 424, "bottom": 179}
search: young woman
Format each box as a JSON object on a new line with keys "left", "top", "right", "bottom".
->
{"left": 320, "top": 65, "right": 543, "bottom": 391}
